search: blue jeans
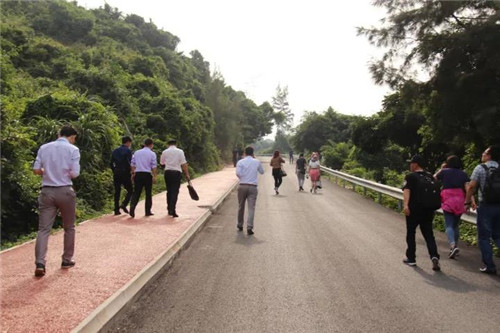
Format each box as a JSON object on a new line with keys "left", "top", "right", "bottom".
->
{"left": 476, "top": 203, "right": 500, "bottom": 270}
{"left": 443, "top": 211, "right": 461, "bottom": 247}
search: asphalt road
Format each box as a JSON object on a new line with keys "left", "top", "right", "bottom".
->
{"left": 107, "top": 159, "right": 500, "bottom": 333}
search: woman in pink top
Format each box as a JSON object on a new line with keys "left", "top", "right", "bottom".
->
{"left": 434, "top": 155, "right": 470, "bottom": 259}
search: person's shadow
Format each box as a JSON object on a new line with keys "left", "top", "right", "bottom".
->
{"left": 413, "top": 267, "right": 481, "bottom": 293}
{"left": 234, "top": 233, "right": 265, "bottom": 246}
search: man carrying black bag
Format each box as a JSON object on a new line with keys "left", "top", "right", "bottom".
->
{"left": 402, "top": 154, "right": 441, "bottom": 271}
{"left": 160, "top": 139, "right": 190, "bottom": 218}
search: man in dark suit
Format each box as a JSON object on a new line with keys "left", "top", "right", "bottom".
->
{"left": 110, "top": 136, "right": 133, "bottom": 215}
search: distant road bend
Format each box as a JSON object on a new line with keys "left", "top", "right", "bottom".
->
{"left": 107, "top": 158, "right": 500, "bottom": 333}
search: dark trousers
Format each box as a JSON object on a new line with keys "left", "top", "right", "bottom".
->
{"left": 113, "top": 172, "right": 133, "bottom": 212}
{"left": 164, "top": 170, "right": 182, "bottom": 214}
{"left": 272, "top": 168, "right": 283, "bottom": 189}
{"left": 405, "top": 209, "right": 439, "bottom": 261}
{"left": 130, "top": 172, "right": 153, "bottom": 214}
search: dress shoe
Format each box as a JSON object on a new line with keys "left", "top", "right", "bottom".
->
{"left": 61, "top": 260, "right": 76, "bottom": 269}
{"left": 237, "top": 226, "right": 243, "bottom": 231}
{"left": 146, "top": 212, "right": 154, "bottom": 216}
{"left": 247, "top": 229, "right": 254, "bottom": 235}
{"left": 114, "top": 211, "right": 121, "bottom": 216}
{"left": 129, "top": 210, "right": 135, "bottom": 218}
{"left": 171, "top": 213, "right": 179, "bottom": 218}
{"left": 35, "top": 263, "right": 46, "bottom": 277}
{"left": 120, "top": 205, "right": 129, "bottom": 214}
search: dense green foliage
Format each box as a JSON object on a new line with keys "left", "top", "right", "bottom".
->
{"left": 0, "top": 0, "right": 275, "bottom": 246}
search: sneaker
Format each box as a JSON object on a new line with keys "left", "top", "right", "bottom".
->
{"left": 403, "top": 258, "right": 416, "bottom": 266}
{"left": 247, "top": 229, "right": 254, "bottom": 235}
{"left": 145, "top": 212, "right": 154, "bottom": 216}
{"left": 237, "top": 226, "right": 243, "bottom": 231}
{"left": 120, "top": 205, "right": 129, "bottom": 214}
{"left": 479, "top": 267, "right": 497, "bottom": 274}
{"left": 431, "top": 257, "right": 441, "bottom": 271}
{"left": 61, "top": 260, "right": 75, "bottom": 269}
{"left": 114, "top": 210, "right": 121, "bottom": 216}
{"left": 34, "top": 263, "right": 46, "bottom": 277}
{"left": 448, "top": 247, "right": 460, "bottom": 259}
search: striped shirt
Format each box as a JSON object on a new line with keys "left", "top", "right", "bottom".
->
{"left": 470, "top": 160, "right": 499, "bottom": 202}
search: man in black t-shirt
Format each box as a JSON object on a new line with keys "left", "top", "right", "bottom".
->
{"left": 295, "top": 153, "right": 306, "bottom": 191}
{"left": 402, "top": 155, "right": 440, "bottom": 271}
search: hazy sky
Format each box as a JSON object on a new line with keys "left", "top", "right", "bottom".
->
{"left": 81, "top": 0, "right": 391, "bottom": 124}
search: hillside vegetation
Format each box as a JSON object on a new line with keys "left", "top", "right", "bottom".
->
{"left": 1, "top": 0, "right": 275, "bottom": 245}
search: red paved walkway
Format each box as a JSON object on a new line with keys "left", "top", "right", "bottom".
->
{"left": 0, "top": 167, "right": 237, "bottom": 333}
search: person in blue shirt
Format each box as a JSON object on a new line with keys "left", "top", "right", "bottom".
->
{"left": 465, "top": 145, "right": 500, "bottom": 274}
{"left": 110, "top": 136, "right": 133, "bottom": 215}
{"left": 236, "top": 146, "right": 264, "bottom": 235}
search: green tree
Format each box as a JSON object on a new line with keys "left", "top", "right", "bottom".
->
{"left": 272, "top": 85, "right": 293, "bottom": 132}
{"left": 359, "top": 0, "right": 500, "bottom": 147}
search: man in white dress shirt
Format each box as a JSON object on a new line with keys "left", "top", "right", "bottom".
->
{"left": 33, "top": 125, "right": 80, "bottom": 277}
{"left": 160, "top": 139, "right": 190, "bottom": 217}
{"left": 236, "top": 146, "right": 264, "bottom": 235}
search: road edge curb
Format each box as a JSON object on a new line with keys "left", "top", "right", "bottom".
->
{"left": 72, "top": 179, "right": 239, "bottom": 333}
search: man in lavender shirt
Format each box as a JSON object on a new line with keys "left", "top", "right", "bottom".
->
{"left": 129, "top": 138, "right": 157, "bottom": 218}
{"left": 33, "top": 125, "right": 80, "bottom": 277}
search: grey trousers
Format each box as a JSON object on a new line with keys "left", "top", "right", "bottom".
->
{"left": 297, "top": 172, "right": 305, "bottom": 188}
{"left": 35, "top": 186, "right": 76, "bottom": 265}
{"left": 237, "top": 184, "right": 258, "bottom": 229}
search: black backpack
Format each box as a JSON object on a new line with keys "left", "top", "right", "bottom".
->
{"left": 481, "top": 164, "right": 500, "bottom": 204}
{"left": 415, "top": 172, "right": 442, "bottom": 210}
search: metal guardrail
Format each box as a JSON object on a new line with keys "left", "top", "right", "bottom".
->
{"left": 320, "top": 166, "right": 478, "bottom": 225}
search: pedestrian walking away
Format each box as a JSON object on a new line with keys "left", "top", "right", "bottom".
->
{"left": 270, "top": 150, "right": 285, "bottom": 195}
{"left": 307, "top": 152, "right": 321, "bottom": 193}
{"left": 465, "top": 145, "right": 500, "bottom": 275}
{"left": 434, "top": 155, "right": 470, "bottom": 259}
{"left": 236, "top": 146, "right": 264, "bottom": 235}
{"left": 402, "top": 154, "right": 441, "bottom": 271}
{"left": 295, "top": 153, "right": 307, "bottom": 191}
{"left": 160, "top": 139, "right": 190, "bottom": 218}
{"left": 110, "top": 136, "right": 133, "bottom": 215}
{"left": 289, "top": 149, "right": 294, "bottom": 164}
{"left": 129, "top": 138, "right": 157, "bottom": 218}
{"left": 33, "top": 125, "right": 80, "bottom": 277}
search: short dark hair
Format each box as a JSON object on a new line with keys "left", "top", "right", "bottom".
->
{"left": 122, "top": 136, "right": 132, "bottom": 144}
{"left": 167, "top": 139, "right": 177, "bottom": 145}
{"left": 446, "top": 155, "right": 462, "bottom": 169}
{"left": 245, "top": 146, "right": 254, "bottom": 156}
{"left": 144, "top": 138, "right": 153, "bottom": 146}
{"left": 488, "top": 145, "right": 500, "bottom": 161}
{"left": 299, "top": 153, "right": 304, "bottom": 157}
{"left": 59, "top": 125, "right": 78, "bottom": 137}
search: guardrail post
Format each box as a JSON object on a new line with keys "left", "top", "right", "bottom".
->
{"left": 398, "top": 200, "right": 402, "bottom": 211}
{"left": 378, "top": 192, "right": 382, "bottom": 204}
{"left": 342, "top": 179, "right": 346, "bottom": 188}
{"left": 363, "top": 187, "right": 367, "bottom": 196}
{"left": 353, "top": 184, "right": 356, "bottom": 192}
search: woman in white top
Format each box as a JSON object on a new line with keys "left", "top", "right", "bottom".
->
{"left": 307, "top": 152, "right": 321, "bottom": 193}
